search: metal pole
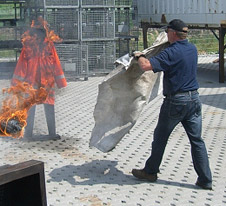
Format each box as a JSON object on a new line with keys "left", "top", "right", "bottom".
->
{"left": 219, "top": 21, "right": 226, "bottom": 83}
{"left": 141, "top": 22, "right": 148, "bottom": 49}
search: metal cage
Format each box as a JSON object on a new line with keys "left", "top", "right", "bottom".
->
{"left": 0, "top": 0, "right": 135, "bottom": 77}
{"left": 81, "top": 0, "right": 115, "bottom": 7}
{"left": 0, "top": 27, "right": 23, "bottom": 41}
{"left": 26, "top": 0, "right": 44, "bottom": 7}
{"left": 45, "top": 0, "right": 79, "bottom": 7}
{"left": 45, "top": 8, "right": 79, "bottom": 41}
{"left": 115, "top": 7, "right": 135, "bottom": 37}
{"left": 115, "top": 0, "right": 131, "bottom": 7}
{"left": 81, "top": 9, "right": 115, "bottom": 40}
{"left": 116, "top": 38, "right": 138, "bottom": 58}
{"left": 83, "top": 41, "right": 116, "bottom": 73}
{"left": 55, "top": 43, "right": 89, "bottom": 79}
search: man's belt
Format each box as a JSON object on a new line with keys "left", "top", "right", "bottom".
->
{"left": 166, "top": 90, "right": 198, "bottom": 97}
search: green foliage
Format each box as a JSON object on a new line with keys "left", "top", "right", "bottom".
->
{"left": 188, "top": 32, "right": 219, "bottom": 54}
{"left": 0, "top": 4, "right": 18, "bottom": 19}
{"left": 0, "top": 50, "right": 16, "bottom": 58}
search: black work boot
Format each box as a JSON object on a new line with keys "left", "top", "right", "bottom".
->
{"left": 132, "top": 169, "right": 157, "bottom": 182}
{"left": 196, "top": 180, "right": 212, "bottom": 190}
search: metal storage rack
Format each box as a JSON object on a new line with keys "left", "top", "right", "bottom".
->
{"left": 115, "top": 0, "right": 131, "bottom": 7}
{"left": 45, "top": 0, "right": 79, "bottom": 7}
{"left": 0, "top": 0, "right": 26, "bottom": 48}
{"left": 0, "top": 0, "right": 138, "bottom": 78}
{"left": 79, "top": 1, "right": 116, "bottom": 75}
{"left": 45, "top": 8, "right": 79, "bottom": 41}
{"left": 81, "top": 9, "right": 114, "bottom": 40}
{"left": 43, "top": 0, "right": 117, "bottom": 77}
{"left": 83, "top": 40, "right": 116, "bottom": 73}
{"left": 0, "top": 0, "right": 26, "bottom": 78}
{"left": 115, "top": 1, "right": 139, "bottom": 57}
{"left": 80, "top": 7, "right": 116, "bottom": 75}
{"left": 55, "top": 43, "right": 89, "bottom": 80}
{"left": 116, "top": 38, "right": 138, "bottom": 58}
{"left": 81, "top": 0, "right": 114, "bottom": 7}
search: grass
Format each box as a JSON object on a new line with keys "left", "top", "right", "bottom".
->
{"left": 0, "top": 4, "right": 18, "bottom": 19}
{"left": 0, "top": 50, "right": 17, "bottom": 59}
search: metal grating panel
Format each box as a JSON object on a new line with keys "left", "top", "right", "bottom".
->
{"left": 115, "top": 0, "right": 131, "bottom": 6}
{"left": 83, "top": 41, "right": 115, "bottom": 73}
{"left": 116, "top": 38, "right": 138, "bottom": 58}
{"left": 45, "top": 8, "right": 79, "bottom": 41}
{"left": 45, "top": 0, "right": 79, "bottom": 7}
{"left": 115, "top": 8, "right": 131, "bottom": 37}
{"left": 81, "top": 9, "right": 115, "bottom": 40}
{"left": 55, "top": 43, "right": 89, "bottom": 78}
{"left": 81, "top": 0, "right": 114, "bottom": 7}
{"left": 26, "top": 0, "right": 44, "bottom": 7}
{"left": 0, "top": 27, "right": 23, "bottom": 41}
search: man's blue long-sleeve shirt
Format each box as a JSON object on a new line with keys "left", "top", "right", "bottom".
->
{"left": 150, "top": 39, "right": 199, "bottom": 96}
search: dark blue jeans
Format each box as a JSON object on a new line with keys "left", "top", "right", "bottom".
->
{"left": 144, "top": 91, "right": 212, "bottom": 185}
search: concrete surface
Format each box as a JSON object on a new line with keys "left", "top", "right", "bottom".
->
{"left": 0, "top": 55, "right": 226, "bottom": 206}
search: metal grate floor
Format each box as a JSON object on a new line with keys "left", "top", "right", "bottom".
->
{"left": 0, "top": 55, "right": 226, "bottom": 205}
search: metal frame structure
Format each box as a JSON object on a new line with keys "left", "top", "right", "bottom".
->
{"left": 0, "top": 0, "right": 138, "bottom": 78}
{"left": 55, "top": 43, "right": 89, "bottom": 79}
{"left": 43, "top": 0, "right": 117, "bottom": 76}
{"left": 83, "top": 40, "right": 116, "bottom": 73}
{"left": 140, "top": 22, "right": 226, "bottom": 83}
{"left": 81, "top": 8, "right": 115, "bottom": 41}
{"left": 115, "top": 5, "right": 139, "bottom": 57}
{"left": 45, "top": 8, "right": 79, "bottom": 41}
{"left": 81, "top": 0, "right": 114, "bottom": 8}
{"left": 134, "top": 0, "right": 226, "bottom": 83}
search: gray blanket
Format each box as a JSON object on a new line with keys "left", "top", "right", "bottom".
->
{"left": 90, "top": 32, "right": 169, "bottom": 152}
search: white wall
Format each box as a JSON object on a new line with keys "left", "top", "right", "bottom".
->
{"left": 135, "top": 0, "right": 226, "bottom": 26}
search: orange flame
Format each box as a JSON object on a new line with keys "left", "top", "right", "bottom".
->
{"left": 0, "top": 81, "right": 48, "bottom": 138}
{"left": 20, "top": 17, "right": 62, "bottom": 59}
{"left": 31, "top": 16, "right": 62, "bottom": 42}
{"left": 1, "top": 17, "right": 62, "bottom": 138}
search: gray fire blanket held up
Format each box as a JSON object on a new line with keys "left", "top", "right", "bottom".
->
{"left": 90, "top": 32, "right": 169, "bottom": 153}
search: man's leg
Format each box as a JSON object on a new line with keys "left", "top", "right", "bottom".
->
{"left": 182, "top": 113, "right": 212, "bottom": 189}
{"left": 132, "top": 99, "right": 180, "bottom": 180}
{"left": 144, "top": 100, "right": 180, "bottom": 174}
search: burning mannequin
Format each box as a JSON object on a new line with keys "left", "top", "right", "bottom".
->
{"left": 11, "top": 17, "right": 67, "bottom": 140}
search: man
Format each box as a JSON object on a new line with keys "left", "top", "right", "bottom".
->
{"left": 132, "top": 19, "right": 212, "bottom": 190}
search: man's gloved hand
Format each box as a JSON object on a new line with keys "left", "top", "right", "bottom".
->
{"left": 132, "top": 51, "right": 146, "bottom": 60}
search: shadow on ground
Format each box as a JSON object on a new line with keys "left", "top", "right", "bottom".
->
{"left": 47, "top": 159, "right": 197, "bottom": 190}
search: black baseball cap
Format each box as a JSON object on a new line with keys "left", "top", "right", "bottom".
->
{"left": 166, "top": 19, "right": 188, "bottom": 33}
